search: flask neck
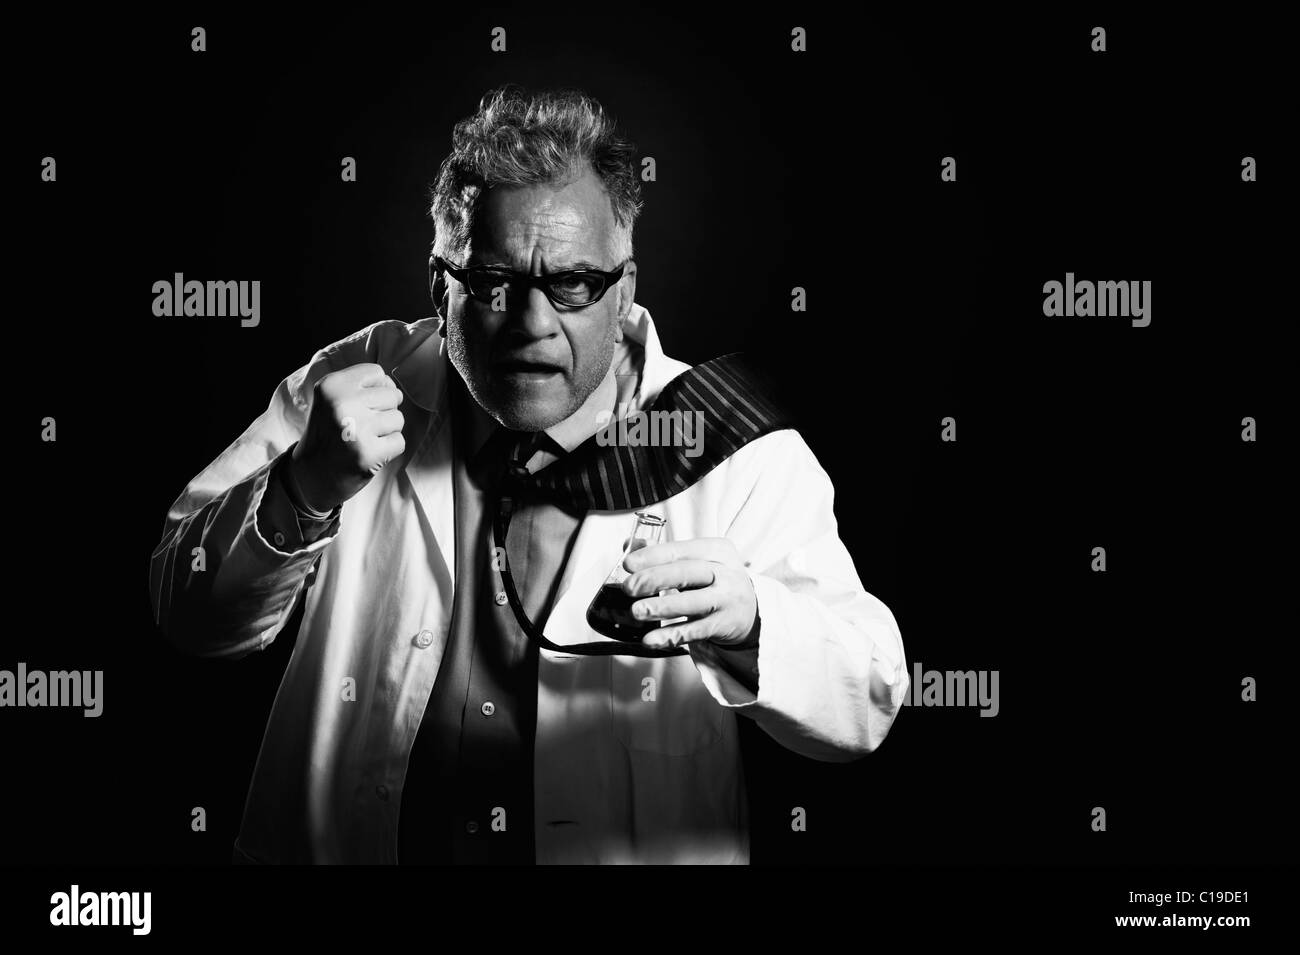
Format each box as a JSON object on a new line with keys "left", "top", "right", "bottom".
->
{"left": 628, "top": 512, "right": 666, "bottom": 550}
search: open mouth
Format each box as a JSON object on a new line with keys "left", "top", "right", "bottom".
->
{"left": 494, "top": 359, "right": 565, "bottom": 378}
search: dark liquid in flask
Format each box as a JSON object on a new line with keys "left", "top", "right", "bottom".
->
{"left": 586, "top": 583, "right": 659, "bottom": 641}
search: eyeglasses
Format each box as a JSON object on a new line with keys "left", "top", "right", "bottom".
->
{"left": 434, "top": 255, "right": 629, "bottom": 309}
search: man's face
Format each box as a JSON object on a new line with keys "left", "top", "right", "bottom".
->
{"left": 437, "top": 164, "right": 636, "bottom": 432}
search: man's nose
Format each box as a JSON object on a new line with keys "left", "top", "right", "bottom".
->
{"left": 510, "top": 284, "right": 561, "bottom": 338}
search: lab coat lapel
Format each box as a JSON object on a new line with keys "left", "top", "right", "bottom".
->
{"left": 390, "top": 329, "right": 455, "bottom": 586}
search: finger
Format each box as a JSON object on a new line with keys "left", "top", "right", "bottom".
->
{"left": 624, "top": 560, "right": 717, "bottom": 597}
{"left": 641, "top": 618, "right": 720, "bottom": 650}
{"left": 623, "top": 538, "right": 735, "bottom": 572}
{"left": 356, "top": 365, "right": 392, "bottom": 388}
{"left": 364, "top": 386, "right": 404, "bottom": 411}
{"left": 371, "top": 409, "right": 405, "bottom": 437}
{"left": 375, "top": 430, "right": 406, "bottom": 463}
{"left": 343, "top": 363, "right": 388, "bottom": 387}
{"left": 631, "top": 587, "right": 721, "bottom": 622}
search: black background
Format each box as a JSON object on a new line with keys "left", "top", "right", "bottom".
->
{"left": 5, "top": 5, "right": 1292, "bottom": 894}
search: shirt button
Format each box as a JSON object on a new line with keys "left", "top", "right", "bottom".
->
{"left": 415, "top": 629, "right": 435, "bottom": 649}
{"left": 272, "top": 530, "right": 287, "bottom": 548}
{"left": 375, "top": 785, "right": 389, "bottom": 801}
{"left": 494, "top": 591, "right": 509, "bottom": 606}
{"left": 465, "top": 820, "right": 479, "bottom": 834}
{"left": 480, "top": 701, "right": 496, "bottom": 717}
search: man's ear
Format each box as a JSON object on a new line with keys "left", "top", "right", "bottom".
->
{"left": 428, "top": 256, "right": 449, "bottom": 332}
{"left": 615, "top": 259, "right": 638, "bottom": 336}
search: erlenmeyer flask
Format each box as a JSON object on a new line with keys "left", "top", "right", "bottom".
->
{"left": 586, "top": 511, "right": 667, "bottom": 641}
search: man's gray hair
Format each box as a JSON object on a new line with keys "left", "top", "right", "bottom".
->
{"left": 429, "top": 85, "right": 642, "bottom": 265}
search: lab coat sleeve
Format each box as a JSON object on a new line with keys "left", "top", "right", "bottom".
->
{"left": 148, "top": 321, "right": 392, "bottom": 660}
{"left": 688, "top": 429, "right": 910, "bottom": 762}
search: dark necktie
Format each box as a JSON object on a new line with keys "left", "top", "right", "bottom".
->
{"left": 470, "top": 425, "right": 550, "bottom": 494}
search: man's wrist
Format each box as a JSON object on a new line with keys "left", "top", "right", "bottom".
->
{"left": 714, "top": 615, "right": 761, "bottom": 651}
{"left": 282, "top": 448, "right": 338, "bottom": 519}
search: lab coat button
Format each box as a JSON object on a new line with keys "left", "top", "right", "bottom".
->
{"left": 480, "top": 701, "right": 496, "bottom": 717}
{"left": 272, "top": 530, "right": 287, "bottom": 548}
{"left": 415, "top": 629, "right": 435, "bottom": 649}
{"left": 465, "top": 820, "right": 479, "bottom": 834}
{"left": 375, "top": 784, "right": 389, "bottom": 801}
{"left": 494, "top": 591, "right": 509, "bottom": 606}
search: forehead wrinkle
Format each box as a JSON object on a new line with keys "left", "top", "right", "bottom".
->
{"left": 488, "top": 217, "right": 610, "bottom": 270}
{"left": 471, "top": 172, "right": 617, "bottom": 267}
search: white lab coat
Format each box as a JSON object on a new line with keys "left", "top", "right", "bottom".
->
{"left": 149, "top": 303, "right": 909, "bottom": 864}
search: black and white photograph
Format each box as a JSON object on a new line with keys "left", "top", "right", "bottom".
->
{"left": 4, "top": 7, "right": 1290, "bottom": 942}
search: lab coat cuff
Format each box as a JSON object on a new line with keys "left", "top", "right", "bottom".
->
{"left": 689, "top": 572, "right": 791, "bottom": 711}
{"left": 248, "top": 450, "right": 340, "bottom": 564}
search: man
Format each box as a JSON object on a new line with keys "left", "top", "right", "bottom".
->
{"left": 149, "top": 86, "right": 909, "bottom": 864}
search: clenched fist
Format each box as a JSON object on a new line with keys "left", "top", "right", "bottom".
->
{"left": 288, "top": 363, "right": 406, "bottom": 512}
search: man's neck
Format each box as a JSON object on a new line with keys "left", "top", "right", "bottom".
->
{"left": 466, "top": 340, "right": 643, "bottom": 463}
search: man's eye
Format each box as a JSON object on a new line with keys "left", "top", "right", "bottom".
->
{"left": 469, "top": 272, "right": 514, "bottom": 296}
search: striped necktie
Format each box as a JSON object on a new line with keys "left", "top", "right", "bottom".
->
{"left": 479, "top": 352, "right": 794, "bottom": 658}
{"left": 503, "top": 352, "right": 792, "bottom": 512}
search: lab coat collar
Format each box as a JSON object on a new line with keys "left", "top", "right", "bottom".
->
{"left": 390, "top": 302, "right": 673, "bottom": 417}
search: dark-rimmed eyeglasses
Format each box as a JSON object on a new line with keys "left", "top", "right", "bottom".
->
{"left": 434, "top": 255, "right": 629, "bottom": 309}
